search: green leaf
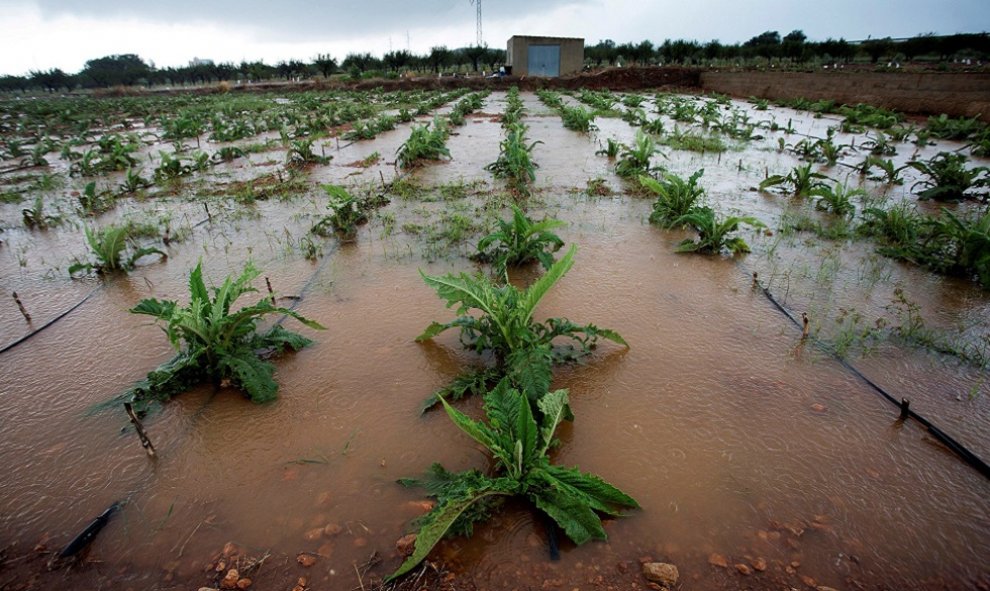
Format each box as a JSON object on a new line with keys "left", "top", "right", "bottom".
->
{"left": 540, "top": 464, "right": 640, "bottom": 513}
{"left": 386, "top": 484, "right": 512, "bottom": 582}
{"left": 220, "top": 351, "right": 277, "bottom": 403}
{"left": 440, "top": 395, "right": 498, "bottom": 454}
{"left": 537, "top": 389, "right": 572, "bottom": 455}
{"left": 506, "top": 345, "right": 553, "bottom": 402}
{"left": 529, "top": 482, "right": 608, "bottom": 545}
{"left": 130, "top": 298, "right": 177, "bottom": 320}
{"left": 420, "top": 367, "right": 499, "bottom": 413}
{"left": 416, "top": 321, "right": 453, "bottom": 342}
{"left": 520, "top": 244, "right": 576, "bottom": 322}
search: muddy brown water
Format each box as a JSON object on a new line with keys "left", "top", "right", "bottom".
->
{"left": 0, "top": 92, "right": 988, "bottom": 590}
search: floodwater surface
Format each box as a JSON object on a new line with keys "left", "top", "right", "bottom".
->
{"left": 0, "top": 90, "right": 988, "bottom": 591}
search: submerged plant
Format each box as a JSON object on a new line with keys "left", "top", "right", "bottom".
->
{"left": 486, "top": 123, "right": 542, "bottom": 193}
{"left": 474, "top": 205, "right": 565, "bottom": 272}
{"left": 417, "top": 246, "right": 626, "bottom": 408}
{"left": 389, "top": 380, "right": 638, "bottom": 581}
{"left": 397, "top": 119, "right": 450, "bottom": 168}
{"left": 125, "top": 261, "right": 324, "bottom": 409}
{"left": 810, "top": 182, "right": 868, "bottom": 217}
{"left": 908, "top": 152, "right": 989, "bottom": 202}
{"left": 641, "top": 169, "right": 706, "bottom": 228}
{"left": 310, "top": 184, "right": 368, "bottom": 242}
{"left": 615, "top": 131, "right": 660, "bottom": 178}
{"left": 559, "top": 106, "right": 597, "bottom": 133}
{"left": 674, "top": 207, "right": 765, "bottom": 255}
{"left": 69, "top": 224, "right": 165, "bottom": 276}
{"left": 595, "top": 138, "right": 621, "bottom": 159}
{"left": 759, "top": 164, "right": 830, "bottom": 197}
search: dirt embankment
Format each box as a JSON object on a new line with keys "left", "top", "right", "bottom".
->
{"left": 699, "top": 70, "right": 990, "bottom": 121}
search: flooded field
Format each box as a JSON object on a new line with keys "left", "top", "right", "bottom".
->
{"left": 1, "top": 87, "right": 988, "bottom": 591}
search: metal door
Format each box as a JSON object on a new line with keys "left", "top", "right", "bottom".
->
{"left": 527, "top": 44, "right": 560, "bottom": 77}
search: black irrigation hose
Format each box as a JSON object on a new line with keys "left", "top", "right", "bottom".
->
{"left": 749, "top": 271, "right": 990, "bottom": 480}
{"left": 0, "top": 286, "right": 101, "bottom": 356}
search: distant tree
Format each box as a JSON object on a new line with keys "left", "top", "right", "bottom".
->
{"left": 462, "top": 44, "right": 487, "bottom": 71}
{"left": 585, "top": 39, "right": 618, "bottom": 67}
{"left": 781, "top": 30, "right": 807, "bottom": 60}
{"left": 428, "top": 45, "right": 452, "bottom": 73}
{"left": 635, "top": 40, "right": 655, "bottom": 65}
{"left": 861, "top": 37, "right": 895, "bottom": 63}
{"left": 383, "top": 50, "right": 413, "bottom": 73}
{"left": 743, "top": 30, "right": 781, "bottom": 59}
{"left": 0, "top": 75, "right": 29, "bottom": 93}
{"left": 817, "top": 38, "right": 854, "bottom": 63}
{"left": 79, "top": 54, "right": 151, "bottom": 88}
{"left": 313, "top": 53, "right": 337, "bottom": 77}
{"left": 341, "top": 52, "right": 381, "bottom": 73}
{"left": 29, "top": 68, "right": 71, "bottom": 92}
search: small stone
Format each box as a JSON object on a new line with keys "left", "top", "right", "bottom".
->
{"left": 734, "top": 564, "right": 752, "bottom": 576}
{"left": 353, "top": 537, "right": 368, "bottom": 547}
{"left": 315, "top": 491, "right": 332, "bottom": 506}
{"left": 296, "top": 553, "right": 317, "bottom": 567}
{"left": 215, "top": 559, "right": 227, "bottom": 572}
{"left": 220, "top": 568, "right": 239, "bottom": 589}
{"left": 297, "top": 577, "right": 308, "bottom": 587}
{"left": 236, "top": 578, "right": 252, "bottom": 590}
{"left": 646, "top": 584, "right": 665, "bottom": 591}
{"left": 323, "top": 523, "right": 342, "bottom": 537}
{"left": 396, "top": 533, "right": 417, "bottom": 557}
{"left": 641, "top": 562, "right": 678, "bottom": 587}
{"left": 291, "top": 587, "right": 305, "bottom": 591}
{"left": 198, "top": 588, "right": 217, "bottom": 591}
{"left": 752, "top": 557, "right": 767, "bottom": 572}
{"left": 817, "top": 587, "right": 839, "bottom": 591}
{"left": 708, "top": 553, "right": 728, "bottom": 568}
{"left": 791, "top": 560, "right": 801, "bottom": 568}
{"left": 404, "top": 500, "right": 435, "bottom": 514}
{"left": 303, "top": 528, "right": 324, "bottom": 542}
{"left": 222, "top": 542, "right": 238, "bottom": 557}
{"left": 317, "top": 542, "right": 334, "bottom": 558}
{"left": 800, "top": 575, "right": 817, "bottom": 587}
{"left": 786, "top": 566, "right": 796, "bottom": 575}
{"left": 811, "top": 403, "right": 827, "bottom": 412}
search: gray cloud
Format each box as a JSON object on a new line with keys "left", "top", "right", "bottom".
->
{"left": 31, "top": 0, "right": 592, "bottom": 43}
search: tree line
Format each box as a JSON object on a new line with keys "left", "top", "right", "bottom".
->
{"left": 1, "top": 31, "right": 987, "bottom": 93}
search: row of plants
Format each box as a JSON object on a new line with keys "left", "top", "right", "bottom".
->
{"left": 487, "top": 87, "right": 541, "bottom": 195}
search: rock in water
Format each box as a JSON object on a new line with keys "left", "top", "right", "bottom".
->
{"left": 642, "top": 562, "right": 679, "bottom": 587}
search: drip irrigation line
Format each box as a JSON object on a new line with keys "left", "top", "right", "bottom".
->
{"left": 0, "top": 286, "right": 101, "bottom": 356}
{"left": 746, "top": 268, "right": 990, "bottom": 480}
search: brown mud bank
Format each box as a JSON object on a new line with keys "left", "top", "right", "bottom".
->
{"left": 700, "top": 70, "right": 990, "bottom": 121}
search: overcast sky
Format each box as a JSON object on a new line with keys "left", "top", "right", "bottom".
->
{"left": 1, "top": 0, "right": 988, "bottom": 75}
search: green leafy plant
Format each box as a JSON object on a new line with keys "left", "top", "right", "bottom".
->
{"left": 674, "top": 207, "right": 765, "bottom": 255}
{"left": 925, "top": 209, "right": 990, "bottom": 288}
{"left": 68, "top": 224, "right": 166, "bottom": 276}
{"left": 486, "top": 123, "right": 542, "bottom": 194}
{"left": 417, "top": 245, "right": 626, "bottom": 408}
{"left": 759, "top": 164, "right": 830, "bottom": 197}
{"left": 397, "top": 119, "right": 450, "bottom": 168}
{"left": 474, "top": 205, "right": 565, "bottom": 272}
{"left": 926, "top": 114, "right": 985, "bottom": 141}
{"left": 21, "top": 196, "right": 62, "bottom": 229}
{"left": 810, "top": 182, "right": 868, "bottom": 217}
{"left": 77, "top": 181, "right": 115, "bottom": 214}
{"left": 286, "top": 138, "right": 331, "bottom": 168}
{"left": 389, "top": 380, "right": 638, "bottom": 581}
{"left": 125, "top": 261, "right": 324, "bottom": 409}
{"left": 908, "top": 152, "right": 989, "bottom": 201}
{"left": 119, "top": 167, "right": 152, "bottom": 193}
{"left": 559, "top": 106, "right": 597, "bottom": 133}
{"left": 641, "top": 169, "right": 706, "bottom": 228}
{"left": 310, "top": 184, "right": 369, "bottom": 242}
{"left": 615, "top": 131, "right": 660, "bottom": 178}
{"left": 595, "top": 138, "right": 621, "bottom": 159}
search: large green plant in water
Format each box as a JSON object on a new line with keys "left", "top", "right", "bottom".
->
{"left": 417, "top": 245, "right": 626, "bottom": 410}
{"left": 388, "top": 380, "right": 638, "bottom": 581}
{"left": 125, "top": 261, "right": 324, "bottom": 409}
